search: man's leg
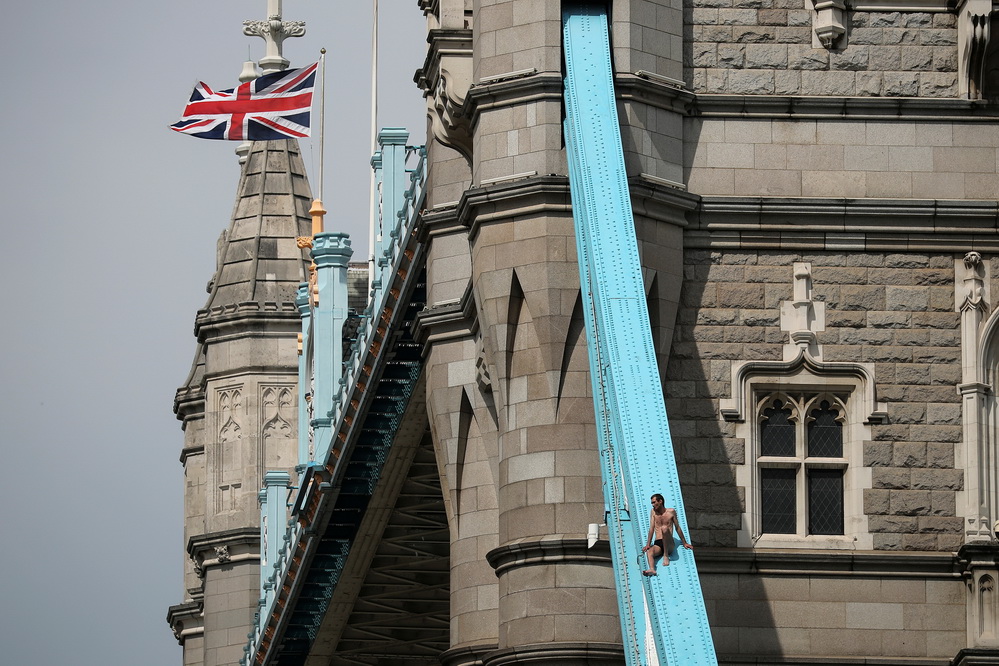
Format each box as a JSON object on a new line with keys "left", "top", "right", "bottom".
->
{"left": 662, "top": 540, "right": 674, "bottom": 567}
{"left": 643, "top": 543, "right": 663, "bottom": 576}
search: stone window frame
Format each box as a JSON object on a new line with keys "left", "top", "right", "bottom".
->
{"left": 755, "top": 389, "right": 850, "bottom": 538}
{"left": 725, "top": 356, "right": 881, "bottom": 551}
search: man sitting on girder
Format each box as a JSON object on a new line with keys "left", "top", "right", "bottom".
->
{"left": 642, "top": 493, "right": 693, "bottom": 576}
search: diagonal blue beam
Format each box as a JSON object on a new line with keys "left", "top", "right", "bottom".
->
{"left": 562, "top": 4, "right": 717, "bottom": 665}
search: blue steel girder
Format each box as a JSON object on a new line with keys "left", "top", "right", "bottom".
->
{"left": 562, "top": 4, "right": 717, "bottom": 666}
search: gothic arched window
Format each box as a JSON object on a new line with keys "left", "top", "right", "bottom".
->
{"left": 757, "top": 394, "right": 847, "bottom": 538}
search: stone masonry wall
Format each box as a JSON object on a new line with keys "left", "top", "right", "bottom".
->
{"left": 701, "top": 571, "right": 966, "bottom": 659}
{"left": 685, "top": 117, "right": 999, "bottom": 199}
{"left": 686, "top": 5, "right": 958, "bottom": 97}
{"left": 668, "top": 249, "right": 964, "bottom": 551}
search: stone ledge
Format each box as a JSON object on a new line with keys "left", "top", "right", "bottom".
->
{"left": 692, "top": 94, "right": 999, "bottom": 120}
{"left": 686, "top": 196, "right": 999, "bottom": 251}
{"left": 187, "top": 527, "right": 260, "bottom": 568}
{"left": 440, "top": 643, "right": 499, "bottom": 666}
{"left": 466, "top": 71, "right": 564, "bottom": 115}
{"left": 695, "top": 546, "right": 961, "bottom": 577}
{"left": 482, "top": 642, "right": 624, "bottom": 666}
{"left": 486, "top": 537, "right": 612, "bottom": 576}
{"left": 457, "top": 175, "right": 573, "bottom": 243}
{"left": 953, "top": 648, "right": 999, "bottom": 666}
{"left": 165, "top": 600, "right": 203, "bottom": 645}
{"left": 718, "top": 655, "right": 952, "bottom": 665}
{"left": 413, "top": 280, "right": 476, "bottom": 351}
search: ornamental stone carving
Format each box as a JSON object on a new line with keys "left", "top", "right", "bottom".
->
{"left": 416, "top": 29, "right": 473, "bottom": 161}
{"left": 811, "top": 0, "right": 846, "bottom": 48}
{"left": 214, "top": 545, "right": 231, "bottom": 564}
{"left": 959, "top": 0, "right": 994, "bottom": 98}
{"left": 243, "top": 16, "right": 306, "bottom": 73}
{"left": 963, "top": 251, "right": 988, "bottom": 313}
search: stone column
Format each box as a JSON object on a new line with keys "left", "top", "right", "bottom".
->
{"left": 958, "top": 252, "right": 992, "bottom": 543}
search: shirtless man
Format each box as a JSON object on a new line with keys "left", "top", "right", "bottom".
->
{"left": 642, "top": 493, "right": 692, "bottom": 576}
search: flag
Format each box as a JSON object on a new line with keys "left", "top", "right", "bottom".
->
{"left": 170, "top": 62, "right": 318, "bottom": 141}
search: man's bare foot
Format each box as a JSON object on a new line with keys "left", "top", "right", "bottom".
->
{"left": 642, "top": 569, "right": 657, "bottom": 576}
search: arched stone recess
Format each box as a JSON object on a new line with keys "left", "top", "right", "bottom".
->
{"left": 963, "top": 545, "right": 999, "bottom": 650}
{"left": 500, "top": 267, "right": 574, "bottom": 429}
{"left": 721, "top": 350, "right": 886, "bottom": 550}
{"left": 556, "top": 291, "right": 592, "bottom": 423}
{"left": 261, "top": 385, "right": 295, "bottom": 470}
{"left": 504, "top": 271, "right": 531, "bottom": 399}
{"left": 981, "top": 575, "right": 996, "bottom": 640}
{"left": 449, "top": 386, "right": 501, "bottom": 653}
{"left": 454, "top": 387, "right": 500, "bottom": 540}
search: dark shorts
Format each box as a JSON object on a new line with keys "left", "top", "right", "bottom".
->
{"left": 652, "top": 539, "right": 664, "bottom": 551}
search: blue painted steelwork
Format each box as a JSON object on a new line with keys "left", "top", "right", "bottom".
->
{"left": 562, "top": 4, "right": 717, "bottom": 665}
{"left": 311, "top": 232, "right": 352, "bottom": 464}
{"left": 242, "top": 139, "right": 428, "bottom": 666}
{"left": 259, "top": 472, "right": 292, "bottom": 600}
{"left": 296, "top": 284, "right": 312, "bottom": 469}
{"left": 374, "top": 129, "right": 410, "bottom": 286}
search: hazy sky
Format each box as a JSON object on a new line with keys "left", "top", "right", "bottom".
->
{"left": 0, "top": 2, "right": 426, "bottom": 664}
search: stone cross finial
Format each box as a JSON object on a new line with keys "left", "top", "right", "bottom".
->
{"left": 243, "top": 0, "right": 306, "bottom": 74}
{"left": 780, "top": 262, "right": 825, "bottom": 360}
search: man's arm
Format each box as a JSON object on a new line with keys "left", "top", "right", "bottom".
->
{"left": 673, "top": 513, "right": 693, "bottom": 549}
{"left": 642, "top": 511, "right": 655, "bottom": 552}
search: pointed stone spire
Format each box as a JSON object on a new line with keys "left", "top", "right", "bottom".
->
{"left": 196, "top": 140, "right": 313, "bottom": 333}
{"left": 170, "top": 139, "right": 314, "bottom": 665}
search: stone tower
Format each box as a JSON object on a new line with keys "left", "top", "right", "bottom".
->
{"left": 166, "top": 139, "right": 312, "bottom": 666}
{"left": 415, "top": 1, "right": 687, "bottom": 662}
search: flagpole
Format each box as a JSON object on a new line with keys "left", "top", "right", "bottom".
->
{"left": 318, "top": 48, "right": 326, "bottom": 203}
{"left": 309, "top": 50, "right": 327, "bottom": 240}
{"left": 367, "top": 0, "right": 378, "bottom": 296}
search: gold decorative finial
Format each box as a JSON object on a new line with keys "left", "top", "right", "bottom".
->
{"left": 309, "top": 199, "right": 326, "bottom": 236}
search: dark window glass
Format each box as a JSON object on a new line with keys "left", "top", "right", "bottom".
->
{"left": 808, "top": 400, "right": 842, "bottom": 458}
{"left": 761, "top": 468, "right": 796, "bottom": 534}
{"left": 807, "top": 469, "right": 844, "bottom": 535}
{"left": 761, "top": 400, "right": 795, "bottom": 457}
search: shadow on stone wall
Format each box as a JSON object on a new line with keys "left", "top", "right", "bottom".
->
{"left": 664, "top": 250, "right": 783, "bottom": 660}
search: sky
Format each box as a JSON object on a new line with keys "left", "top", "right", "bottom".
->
{"left": 0, "top": 2, "right": 426, "bottom": 664}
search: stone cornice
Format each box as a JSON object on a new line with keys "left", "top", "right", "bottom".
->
{"left": 194, "top": 301, "right": 301, "bottom": 341}
{"left": 413, "top": 280, "right": 477, "bottom": 352}
{"left": 483, "top": 643, "right": 625, "bottom": 666}
{"left": 694, "top": 546, "right": 961, "bottom": 577}
{"left": 687, "top": 196, "right": 999, "bottom": 251}
{"left": 456, "top": 175, "right": 573, "bottom": 243}
{"left": 179, "top": 444, "right": 204, "bottom": 465}
{"left": 439, "top": 643, "right": 498, "bottom": 666}
{"left": 485, "top": 537, "right": 612, "bottom": 576}
{"left": 187, "top": 527, "right": 260, "bottom": 566}
{"left": 953, "top": 648, "right": 999, "bottom": 666}
{"left": 173, "top": 387, "right": 205, "bottom": 424}
{"left": 417, "top": 204, "right": 463, "bottom": 243}
{"left": 691, "top": 94, "right": 999, "bottom": 120}
{"left": 166, "top": 600, "right": 203, "bottom": 644}
{"left": 615, "top": 72, "right": 696, "bottom": 115}
{"left": 415, "top": 29, "right": 473, "bottom": 91}
{"left": 465, "top": 71, "right": 564, "bottom": 119}
{"left": 201, "top": 366, "right": 299, "bottom": 382}
{"left": 630, "top": 174, "right": 699, "bottom": 228}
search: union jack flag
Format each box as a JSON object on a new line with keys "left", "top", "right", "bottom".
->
{"left": 170, "top": 62, "right": 318, "bottom": 141}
